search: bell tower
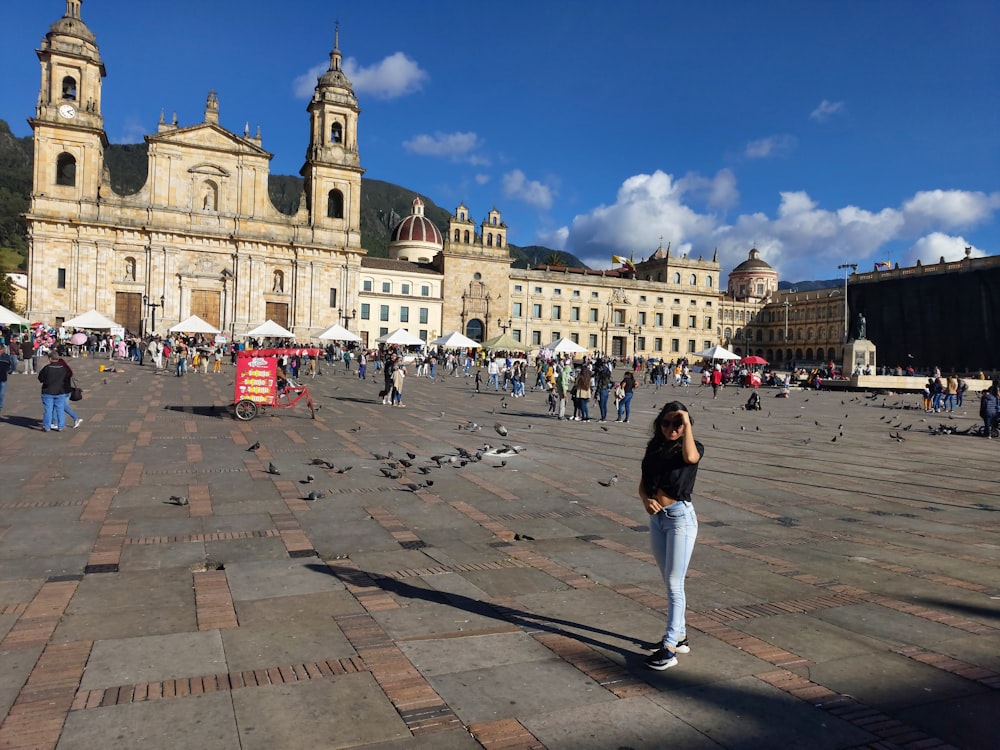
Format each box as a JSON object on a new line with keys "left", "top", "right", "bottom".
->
{"left": 301, "top": 24, "right": 363, "bottom": 249}
{"left": 30, "top": 0, "right": 108, "bottom": 203}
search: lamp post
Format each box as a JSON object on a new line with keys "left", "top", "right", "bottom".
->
{"left": 628, "top": 324, "right": 642, "bottom": 357}
{"left": 338, "top": 307, "right": 357, "bottom": 330}
{"left": 782, "top": 300, "right": 790, "bottom": 343}
{"left": 143, "top": 294, "right": 164, "bottom": 337}
{"left": 836, "top": 264, "right": 857, "bottom": 342}
{"left": 497, "top": 317, "right": 511, "bottom": 333}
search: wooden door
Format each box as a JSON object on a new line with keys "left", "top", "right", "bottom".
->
{"left": 190, "top": 290, "right": 221, "bottom": 329}
{"left": 115, "top": 292, "right": 142, "bottom": 335}
{"left": 265, "top": 302, "right": 288, "bottom": 329}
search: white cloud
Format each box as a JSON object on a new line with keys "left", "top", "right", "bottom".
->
{"left": 676, "top": 168, "right": 739, "bottom": 210}
{"left": 901, "top": 189, "right": 1000, "bottom": 232}
{"left": 402, "top": 131, "right": 489, "bottom": 165}
{"left": 744, "top": 134, "right": 797, "bottom": 159}
{"left": 502, "top": 169, "right": 554, "bottom": 210}
{"left": 810, "top": 99, "right": 844, "bottom": 122}
{"left": 292, "top": 52, "right": 428, "bottom": 100}
{"left": 906, "top": 233, "right": 985, "bottom": 266}
{"left": 560, "top": 169, "right": 997, "bottom": 283}
{"left": 474, "top": 174, "right": 490, "bottom": 185}
{"left": 535, "top": 226, "right": 569, "bottom": 251}
{"left": 344, "top": 53, "right": 428, "bottom": 100}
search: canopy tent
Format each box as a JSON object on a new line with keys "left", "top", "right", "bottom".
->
{"left": 741, "top": 355, "right": 769, "bottom": 366}
{"left": 430, "top": 331, "right": 480, "bottom": 349}
{"left": 480, "top": 332, "right": 532, "bottom": 352}
{"left": 316, "top": 323, "right": 362, "bottom": 342}
{"left": 375, "top": 327, "right": 425, "bottom": 346}
{"left": 546, "top": 337, "right": 588, "bottom": 354}
{"left": 695, "top": 345, "right": 741, "bottom": 361}
{"left": 0, "top": 303, "right": 30, "bottom": 327}
{"left": 169, "top": 314, "right": 221, "bottom": 334}
{"left": 245, "top": 319, "right": 295, "bottom": 338}
{"left": 63, "top": 310, "right": 121, "bottom": 329}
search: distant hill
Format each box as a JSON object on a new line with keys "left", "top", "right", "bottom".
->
{"left": 779, "top": 279, "right": 840, "bottom": 291}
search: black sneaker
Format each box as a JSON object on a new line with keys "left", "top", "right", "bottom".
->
{"left": 644, "top": 647, "right": 678, "bottom": 671}
{"left": 675, "top": 637, "right": 691, "bottom": 654}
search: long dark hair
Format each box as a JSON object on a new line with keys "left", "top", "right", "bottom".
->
{"left": 645, "top": 401, "right": 692, "bottom": 454}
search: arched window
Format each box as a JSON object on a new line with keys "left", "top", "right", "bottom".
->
{"left": 689, "top": 274, "right": 697, "bottom": 285}
{"left": 672, "top": 272, "right": 681, "bottom": 284}
{"left": 756, "top": 330, "right": 763, "bottom": 342}
{"left": 56, "top": 153, "right": 76, "bottom": 186}
{"left": 768, "top": 329, "right": 774, "bottom": 342}
{"left": 486, "top": 233, "right": 493, "bottom": 247}
{"left": 453, "top": 229, "right": 460, "bottom": 241}
{"left": 330, "top": 123, "right": 342, "bottom": 144}
{"left": 706, "top": 276, "right": 713, "bottom": 288}
{"left": 827, "top": 347, "right": 837, "bottom": 361}
{"left": 459, "top": 211, "right": 466, "bottom": 220}
{"left": 465, "top": 318, "right": 484, "bottom": 342}
{"left": 657, "top": 272, "right": 663, "bottom": 281}
{"left": 61, "top": 76, "right": 77, "bottom": 100}
{"left": 806, "top": 348, "right": 814, "bottom": 361}
{"left": 463, "top": 230, "right": 470, "bottom": 243}
{"left": 200, "top": 180, "right": 218, "bottom": 210}
{"left": 496, "top": 235, "right": 503, "bottom": 248}
{"left": 491, "top": 216, "right": 497, "bottom": 225}
{"left": 327, "top": 189, "right": 344, "bottom": 219}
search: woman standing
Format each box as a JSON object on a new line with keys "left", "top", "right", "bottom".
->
{"left": 574, "top": 364, "right": 592, "bottom": 421}
{"left": 37, "top": 352, "right": 71, "bottom": 432}
{"left": 639, "top": 401, "right": 703, "bottom": 670}
{"left": 616, "top": 370, "right": 636, "bottom": 423}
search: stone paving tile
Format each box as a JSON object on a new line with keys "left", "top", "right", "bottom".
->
{"left": 1, "top": 366, "right": 997, "bottom": 749}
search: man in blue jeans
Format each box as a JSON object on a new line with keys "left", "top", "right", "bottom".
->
{"left": 0, "top": 342, "right": 15, "bottom": 418}
{"left": 37, "top": 352, "right": 70, "bottom": 431}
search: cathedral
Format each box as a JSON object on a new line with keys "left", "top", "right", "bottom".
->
{"left": 25, "top": 0, "right": 726, "bottom": 359}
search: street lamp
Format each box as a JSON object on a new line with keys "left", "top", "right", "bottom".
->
{"left": 338, "top": 307, "right": 357, "bottom": 329}
{"left": 497, "top": 317, "right": 511, "bottom": 333}
{"left": 628, "top": 324, "right": 642, "bottom": 357}
{"left": 782, "top": 301, "right": 791, "bottom": 343}
{"left": 143, "top": 294, "right": 164, "bottom": 337}
{"left": 836, "top": 264, "right": 857, "bottom": 342}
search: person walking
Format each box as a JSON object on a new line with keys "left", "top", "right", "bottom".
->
{"left": 980, "top": 385, "right": 999, "bottom": 439}
{"left": 617, "top": 371, "right": 636, "bottom": 423}
{"left": 0, "top": 342, "right": 15, "bottom": 418}
{"left": 639, "top": 401, "right": 703, "bottom": 670}
{"left": 37, "top": 352, "right": 71, "bottom": 432}
{"left": 391, "top": 361, "right": 407, "bottom": 407}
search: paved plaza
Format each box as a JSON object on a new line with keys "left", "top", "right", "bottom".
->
{"left": 0, "top": 359, "right": 997, "bottom": 749}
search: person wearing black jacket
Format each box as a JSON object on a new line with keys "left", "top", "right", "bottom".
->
{"left": 37, "top": 352, "right": 70, "bottom": 431}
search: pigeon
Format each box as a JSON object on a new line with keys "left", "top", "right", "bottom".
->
{"left": 402, "top": 482, "right": 427, "bottom": 492}
{"left": 310, "top": 457, "right": 329, "bottom": 466}
{"left": 349, "top": 425, "right": 362, "bottom": 433}
{"left": 494, "top": 423, "right": 508, "bottom": 437}
{"left": 417, "top": 466, "right": 433, "bottom": 475}
{"left": 300, "top": 474, "right": 316, "bottom": 484}
{"left": 380, "top": 468, "right": 402, "bottom": 479}
{"left": 372, "top": 450, "right": 393, "bottom": 460}
{"left": 493, "top": 460, "right": 507, "bottom": 468}
{"left": 406, "top": 452, "right": 416, "bottom": 460}
{"left": 501, "top": 399, "right": 508, "bottom": 409}
{"left": 889, "top": 432, "right": 905, "bottom": 441}
{"left": 398, "top": 459, "right": 413, "bottom": 468}
{"left": 167, "top": 495, "right": 189, "bottom": 506}
{"left": 304, "top": 490, "right": 326, "bottom": 501}
{"left": 335, "top": 466, "right": 352, "bottom": 474}
{"left": 598, "top": 474, "right": 619, "bottom": 487}
{"left": 513, "top": 533, "right": 535, "bottom": 541}
{"left": 601, "top": 425, "right": 609, "bottom": 432}
{"left": 247, "top": 441, "right": 260, "bottom": 452}
{"left": 266, "top": 462, "right": 280, "bottom": 475}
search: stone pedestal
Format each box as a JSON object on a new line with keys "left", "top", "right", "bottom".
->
{"left": 844, "top": 339, "right": 877, "bottom": 373}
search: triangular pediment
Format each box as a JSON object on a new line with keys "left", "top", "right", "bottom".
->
{"left": 147, "top": 122, "right": 271, "bottom": 158}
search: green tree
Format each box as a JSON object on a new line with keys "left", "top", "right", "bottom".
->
{"left": 545, "top": 252, "right": 564, "bottom": 266}
{"left": 0, "top": 267, "right": 17, "bottom": 311}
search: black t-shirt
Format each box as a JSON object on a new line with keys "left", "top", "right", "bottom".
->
{"left": 641, "top": 439, "right": 704, "bottom": 504}
{"left": 0, "top": 353, "right": 13, "bottom": 382}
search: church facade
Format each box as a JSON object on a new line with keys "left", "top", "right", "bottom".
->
{"left": 26, "top": 1, "right": 364, "bottom": 338}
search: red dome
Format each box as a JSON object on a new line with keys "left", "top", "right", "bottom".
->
{"left": 390, "top": 208, "right": 443, "bottom": 247}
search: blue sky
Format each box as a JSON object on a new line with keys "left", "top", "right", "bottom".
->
{"left": 3, "top": 0, "right": 998, "bottom": 283}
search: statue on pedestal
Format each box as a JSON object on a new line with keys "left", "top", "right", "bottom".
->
{"left": 856, "top": 313, "right": 866, "bottom": 340}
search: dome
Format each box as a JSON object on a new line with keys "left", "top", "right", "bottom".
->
{"left": 390, "top": 199, "right": 443, "bottom": 246}
{"left": 732, "top": 247, "right": 773, "bottom": 273}
{"left": 48, "top": 2, "right": 96, "bottom": 44}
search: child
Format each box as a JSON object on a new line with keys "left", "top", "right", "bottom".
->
{"left": 547, "top": 387, "right": 558, "bottom": 416}
{"left": 474, "top": 369, "right": 482, "bottom": 393}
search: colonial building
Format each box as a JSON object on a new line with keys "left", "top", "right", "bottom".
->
{"left": 25, "top": 1, "right": 364, "bottom": 338}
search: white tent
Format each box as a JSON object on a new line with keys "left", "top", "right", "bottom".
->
{"left": 0, "top": 303, "right": 30, "bottom": 327}
{"left": 316, "top": 323, "right": 362, "bottom": 342}
{"left": 694, "top": 344, "right": 741, "bottom": 361}
{"left": 375, "top": 327, "right": 425, "bottom": 346}
{"left": 547, "top": 337, "right": 588, "bottom": 354}
{"left": 63, "top": 309, "right": 120, "bottom": 329}
{"left": 169, "top": 314, "right": 220, "bottom": 334}
{"left": 245, "top": 319, "right": 295, "bottom": 338}
{"left": 430, "top": 330, "right": 480, "bottom": 348}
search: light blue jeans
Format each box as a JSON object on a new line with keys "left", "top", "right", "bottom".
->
{"left": 42, "top": 393, "right": 68, "bottom": 431}
{"left": 649, "top": 500, "right": 698, "bottom": 649}
{"left": 617, "top": 392, "right": 633, "bottom": 420}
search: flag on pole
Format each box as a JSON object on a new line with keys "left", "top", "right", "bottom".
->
{"left": 874, "top": 260, "right": 891, "bottom": 270}
{"left": 612, "top": 255, "right": 635, "bottom": 271}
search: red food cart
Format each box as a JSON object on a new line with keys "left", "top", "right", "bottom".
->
{"left": 232, "top": 348, "right": 319, "bottom": 420}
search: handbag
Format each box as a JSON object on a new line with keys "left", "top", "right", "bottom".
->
{"left": 70, "top": 376, "right": 83, "bottom": 401}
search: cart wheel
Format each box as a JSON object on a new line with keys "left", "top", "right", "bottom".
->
{"left": 235, "top": 399, "right": 258, "bottom": 421}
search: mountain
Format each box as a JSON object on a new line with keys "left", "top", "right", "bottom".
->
{"left": 779, "top": 279, "right": 840, "bottom": 291}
